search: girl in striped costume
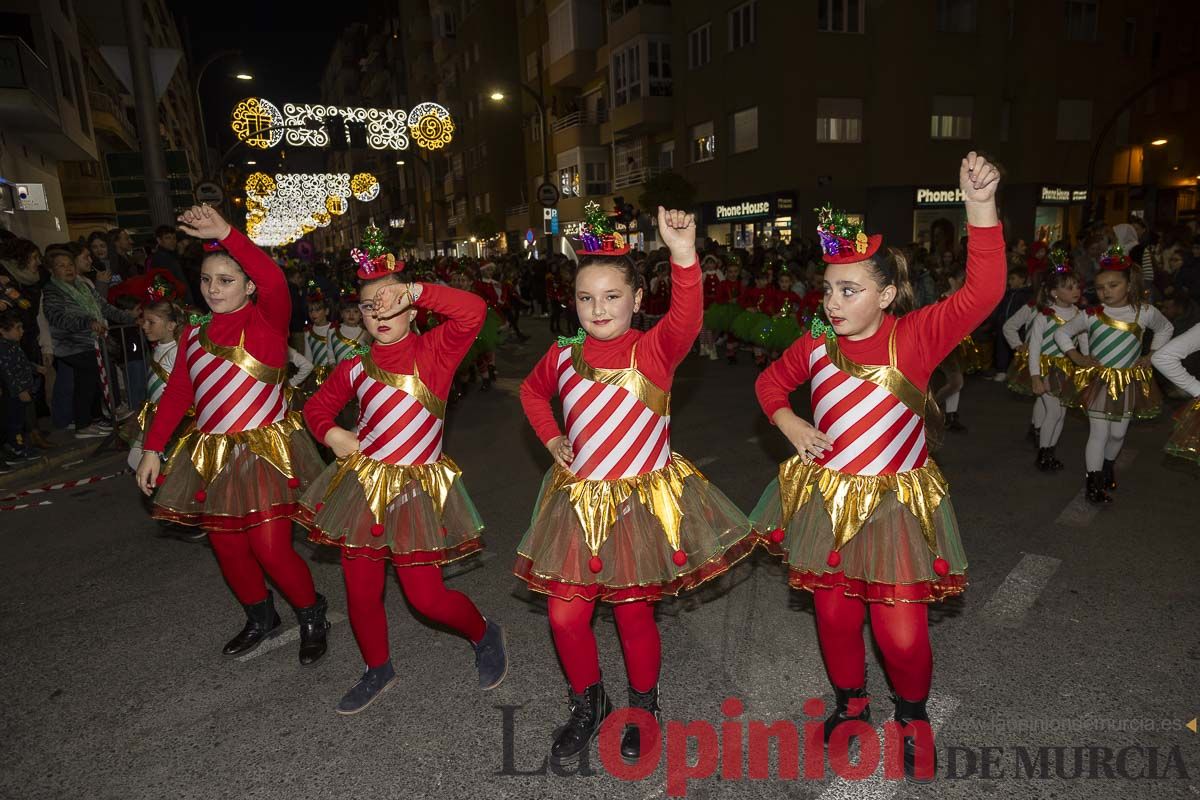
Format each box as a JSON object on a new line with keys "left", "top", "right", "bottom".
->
{"left": 300, "top": 244, "right": 506, "bottom": 715}
{"left": 135, "top": 205, "right": 329, "bottom": 666}
{"left": 301, "top": 283, "right": 339, "bottom": 386}
{"left": 1054, "top": 246, "right": 1173, "bottom": 503}
{"left": 1025, "top": 263, "right": 1086, "bottom": 472}
{"left": 125, "top": 278, "right": 187, "bottom": 472}
{"left": 1000, "top": 297, "right": 1039, "bottom": 441}
{"left": 1151, "top": 322, "right": 1200, "bottom": 464}
{"left": 752, "top": 154, "right": 1005, "bottom": 782}
{"left": 516, "top": 206, "right": 754, "bottom": 765}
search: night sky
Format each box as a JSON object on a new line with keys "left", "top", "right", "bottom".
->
{"left": 171, "top": 1, "right": 365, "bottom": 166}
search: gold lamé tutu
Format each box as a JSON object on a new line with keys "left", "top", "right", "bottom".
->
{"left": 513, "top": 454, "right": 756, "bottom": 603}
{"left": 944, "top": 334, "right": 991, "bottom": 375}
{"left": 125, "top": 402, "right": 194, "bottom": 470}
{"left": 1165, "top": 396, "right": 1200, "bottom": 464}
{"left": 152, "top": 412, "right": 325, "bottom": 531}
{"left": 751, "top": 457, "right": 967, "bottom": 604}
{"left": 1068, "top": 364, "right": 1161, "bottom": 421}
{"left": 299, "top": 451, "right": 484, "bottom": 566}
{"left": 1006, "top": 350, "right": 1079, "bottom": 403}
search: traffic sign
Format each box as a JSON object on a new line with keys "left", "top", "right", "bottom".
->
{"left": 537, "top": 182, "right": 559, "bottom": 207}
{"left": 195, "top": 181, "right": 224, "bottom": 204}
{"left": 543, "top": 207, "right": 559, "bottom": 235}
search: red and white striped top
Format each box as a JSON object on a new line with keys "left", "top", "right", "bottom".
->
{"left": 186, "top": 326, "right": 287, "bottom": 434}
{"left": 808, "top": 339, "right": 926, "bottom": 475}
{"left": 556, "top": 344, "right": 671, "bottom": 480}
{"left": 350, "top": 357, "right": 443, "bottom": 465}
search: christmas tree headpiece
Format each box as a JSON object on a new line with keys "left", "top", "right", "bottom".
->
{"left": 1098, "top": 243, "right": 1133, "bottom": 272}
{"left": 352, "top": 223, "right": 404, "bottom": 280}
{"left": 575, "top": 201, "right": 629, "bottom": 256}
{"left": 1048, "top": 247, "right": 1072, "bottom": 274}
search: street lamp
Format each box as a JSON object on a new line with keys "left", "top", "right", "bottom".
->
{"left": 489, "top": 56, "right": 551, "bottom": 253}
{"left": 193, "top": 49, "right": 251, "bottom": 180}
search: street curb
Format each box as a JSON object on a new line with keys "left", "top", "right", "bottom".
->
{"left": 0, "top": 438, "right": 124, "bottom": 493}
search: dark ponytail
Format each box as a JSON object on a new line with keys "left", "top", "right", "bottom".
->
{"left": 865, "top": 247, "right": 915, "bottom": 316}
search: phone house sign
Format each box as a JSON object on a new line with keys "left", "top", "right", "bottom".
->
{"left": 705, "top": 192, "right": 796, "bottom": 224}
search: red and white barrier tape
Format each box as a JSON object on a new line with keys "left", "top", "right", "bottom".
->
{"left": 0, "top": 500, "right": 53, "bottom": 512}
{"left": 95, "top": 339, "right": 113, "bottom": 409}
{"left": 0, "top": 469, "right": 128, "bottom": 503}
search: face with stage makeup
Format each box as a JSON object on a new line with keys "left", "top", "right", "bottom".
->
{"left": 574, "top": 258, "right": 643, "bottom": 341}
{"left": 359, "top": 276, "right": 416, "bottom": 345}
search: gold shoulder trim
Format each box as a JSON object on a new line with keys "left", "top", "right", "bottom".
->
{"left": 570, "top": 342, "right": 670, "bottom": 417}
{"left": 197, "top": 326, "right": 287, "bottom": 385}
{"left": 360, "top": 351, "right": 446, "bottom": 419}
{"left": 824, "top": 336, "right": 927, "bottom": 417}
{"left": 1095, "top": 311, "right": 1142, "bottom": 337}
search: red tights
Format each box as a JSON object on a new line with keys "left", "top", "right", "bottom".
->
{"left": 342, "top": 554, "right": 487, "bottom": 669}
{"left": 813, "top": 589, "right": 932, "bottom": 701}
{"left": 208, "top": 518, "right": 317, "bottom": 609}
{"left": 547, "top": 596, "right": 661, "bottom": 693}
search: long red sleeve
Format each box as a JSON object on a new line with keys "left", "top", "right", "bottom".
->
{"left": 520, "top": 259, "right": 699, "bottom": 446}
{"left": 220, "top": 227, "right": 291, "bottom": 332}
{"left": 303, "top": 284, "right": 484, "bottom": 444}
{"left": 756, "top": 224, "right": 1006, "bottom": 422}
{"left": 143, "top": 325, "right": 196, "bottom": 451}
{"left": 303, "top": 359, "right": 356, "bottom": 443}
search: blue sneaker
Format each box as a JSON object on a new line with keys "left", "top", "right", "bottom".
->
{"left": 473, "top": 618, "right": 508, "bottom": 690}
{"left": 336, "top": 661, "right": 398, "bottom": 715}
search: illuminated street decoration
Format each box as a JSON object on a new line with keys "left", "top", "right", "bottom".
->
{"left": 408, "top": 102, "right": 455, "bottom": 150}
{"left": 244, "top": 171, "right": 379, "bottom": 246}
{"left": 230, "top": 97, "right": 455, "bottom": 152}
{"left": 350, "top": 172, "right": 380, "bottom": 202}
{"left": 230, "top": 98, "right": 286, "bottom": 149}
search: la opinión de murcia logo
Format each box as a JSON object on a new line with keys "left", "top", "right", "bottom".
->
{"left": 496, "top": 700, "right": 1193, "bottom": 797}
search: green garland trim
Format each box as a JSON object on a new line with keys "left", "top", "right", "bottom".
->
{"left": 557, "top": 328, "right": 586, "bottom": 346}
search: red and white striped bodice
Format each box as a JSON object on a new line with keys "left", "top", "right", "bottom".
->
{"left": 187, "top": 325, "right": 287, "bottom": 434}
{"left": 351, "top": 354, "right": 444, "bottom": 465}
{"left": 556, "top": 343, "right": 671, "bottom": 480}
{"left": 808, "top": 337, "right": 928, "bottom": 475}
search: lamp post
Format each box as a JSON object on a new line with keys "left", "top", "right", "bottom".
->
{"left": 192, "top": 49, "right": 249, "bottom": 181}
{"left": 490, "top": 51, "right": 551, "bottom": 254}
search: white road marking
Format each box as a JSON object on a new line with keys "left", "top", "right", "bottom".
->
{"left": 237, "top": 611, "right": 347, "bottom": 662}
{"left": 980, "top": 553, "right": 1062, "bottom": 628}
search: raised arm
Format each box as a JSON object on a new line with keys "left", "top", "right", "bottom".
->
{"left": 906, "top": 154, "right": 1006, "bottom": 366}
{"left": 1151, "top": 322, "right": 1200, "bottom": 397}
{"left": 640, "top": 207, "right": 701, "bottom": 370}
{"left": 177, "top": 204, "right": 291, "bottom": 331}
{"left": 415, "top": 282, "right": 486, "bottom": 368}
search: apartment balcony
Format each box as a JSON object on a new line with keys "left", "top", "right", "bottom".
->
{"left": 0, "top": 37, "right": 94, "bottom": 160}
{"left": 608, "top": 0, "right": 671, "bottom": 46}
{"left": 612, "top": 166, "right": 662, "bottom": 191}
{"left": 88, "top": 90, "right": 136, "bottom": 150}
{"left": 549, "top": 48, "right": 597, "bottom": 89}
{"left": 609, "top": 93, "right": 672, "bottom": 136}
{"left": 552, "top": 108, "right": 607, "bottom": 151}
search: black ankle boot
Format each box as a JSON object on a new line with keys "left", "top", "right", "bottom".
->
{"left": 295, "top": 593, "right": 330, "bottom": 666}
{"left": 550, "top": 681, "right": 612, "bottom": 763}
{"left": 893, "top": 695, "right": 937, "bottom": 782}
{"left": 823, "top": 686, "right": 871, "bottom": 742}
{"left": 222, "top": 592, "right": 282, "bottom": 656}
{"left": 945, "top": 412, "right": 967, "bottom": 433}
{"left": 1085, "top": 471, "right": 1112, "bottom": 504}
{"left": 620, "top": 685, "right": 660, "bottom": 761}
{"left": 1101, "top": 459, "right": 1117, "bottom": 490}
{"left": 1036, "top": 448, "right": 1064, "bottom": 472}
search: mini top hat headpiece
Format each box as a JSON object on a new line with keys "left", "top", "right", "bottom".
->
{"left": 145, "top": 273, "right": 180, "bottom": 304}
{"left": 352, "top": 223, "right": 404, "bottom": 280}
{"left": 1098, "top": 243, "right": 1133, "bottom": 272}
{"left": 815, "top": 204, "right": 882, "bottom": 264}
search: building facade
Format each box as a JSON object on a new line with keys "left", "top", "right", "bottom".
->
{"left": 0, "top": 0, "right": 98, "bottom": 247}
{"left": 510, "top": 0, "right": 1199, "bottom": 252}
